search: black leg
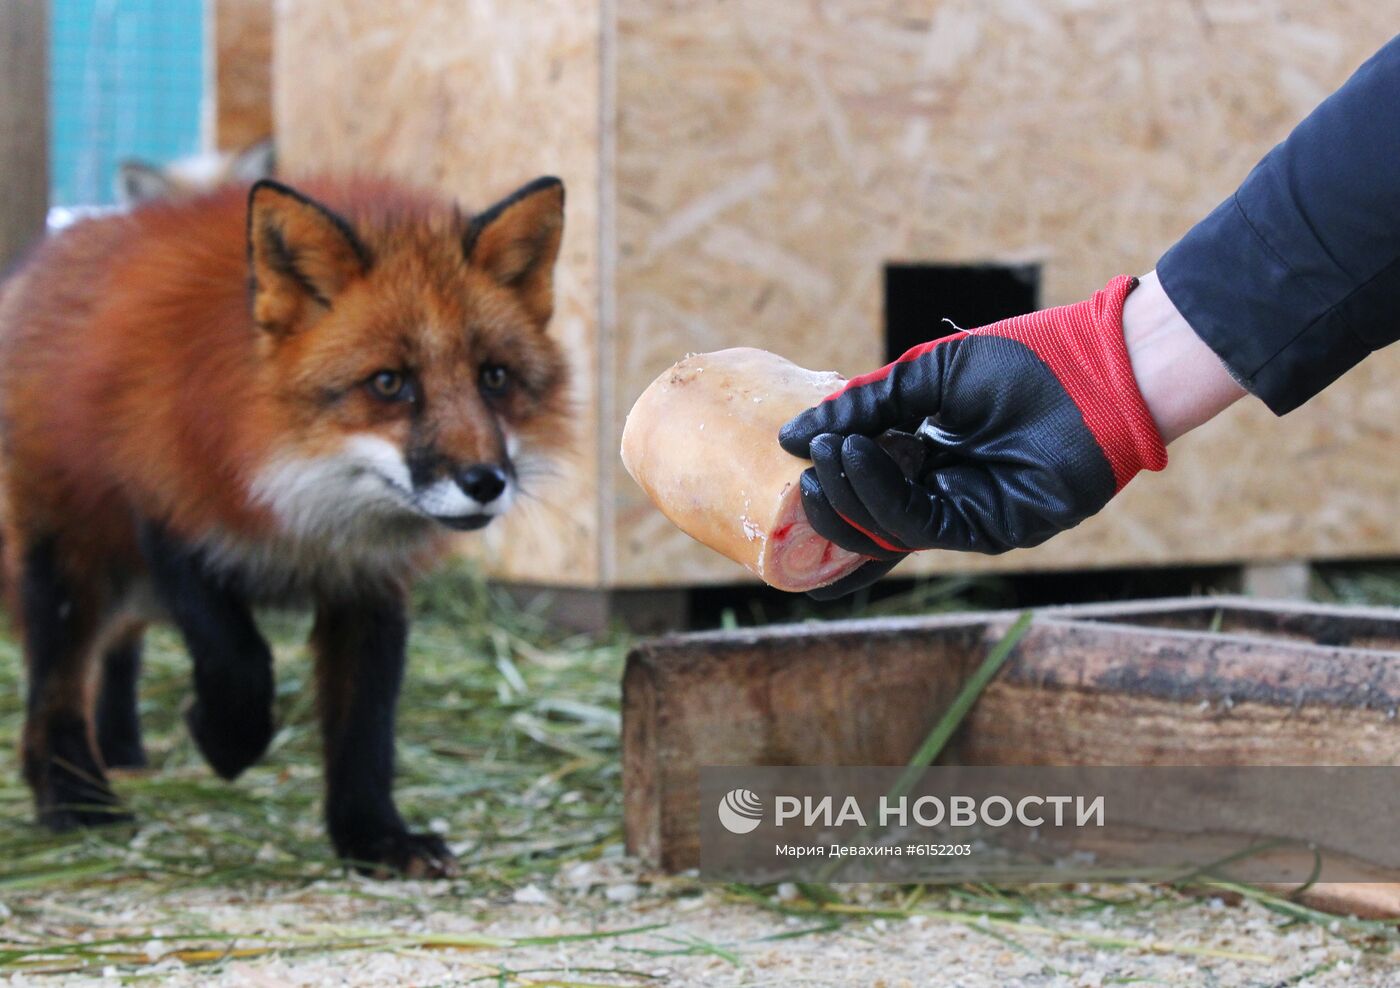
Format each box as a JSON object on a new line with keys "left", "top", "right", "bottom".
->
{"left": 95, "top": 627, "right": 147, "bottom": 769}
{"left": 312, "top": 590, "right": 456, "bottom": 878}
{"left": 20, "top": 538, "right": 129, "bottom": 830}
{"left": 139, "top": 523, "right": 274, "bottom": 780}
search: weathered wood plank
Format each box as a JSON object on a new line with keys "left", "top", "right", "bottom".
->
{"left": 624, "top": 613, "right": 986, "bottom": 871}
{"left": 623, "top": 599, "right": 1400, "bottom": 877}
{"left": 1041, "top": 596, "right": 1400, "bottom": 651}
{"left": 1286, "top": 883, "right": 1400, "bottom": 921}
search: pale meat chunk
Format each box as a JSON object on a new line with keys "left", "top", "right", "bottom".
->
{"left": 621, "top": 348, "right": 870, "bottom": 592}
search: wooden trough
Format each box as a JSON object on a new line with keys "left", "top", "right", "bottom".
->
{"left": 622, "top": 597, "right": 1400, "bottom": 915}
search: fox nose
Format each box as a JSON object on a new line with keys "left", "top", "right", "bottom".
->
{"left": 456, "top": 464, "right": 508, "bottom": 505}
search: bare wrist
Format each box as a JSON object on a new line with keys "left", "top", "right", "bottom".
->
{"left": 1122, "top": 270, "right": 1246, "bottom": 444}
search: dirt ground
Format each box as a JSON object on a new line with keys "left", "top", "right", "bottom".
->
{"left": 2, "top": 571, "right": 1397, "bottom": 985}
{"left": 3, "top": 857, "right": 1396, "bottom": 986}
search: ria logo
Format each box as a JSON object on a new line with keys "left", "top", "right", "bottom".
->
{"left": 717, "top": 788, "right": 764, "bottom": 834}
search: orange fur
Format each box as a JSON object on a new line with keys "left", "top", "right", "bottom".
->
{"left": 0, "top": 176, "right": 570, "bottom": 599}
{"left": 1, "top": 175, "right": 568, "bottom": 860}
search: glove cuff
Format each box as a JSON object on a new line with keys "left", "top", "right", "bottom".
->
{"left": 976, "top": 274, "right": 1168, "bottom": 492}
{"left": 1088, "top": 276, "right": 1170, "bottom": 490}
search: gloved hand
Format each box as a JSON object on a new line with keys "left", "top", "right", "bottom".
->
{"left": 780, "top": 275, "right": 1168, "bottom": 598}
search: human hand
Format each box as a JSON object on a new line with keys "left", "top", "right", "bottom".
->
{"left": 781, "top": 275, "right": 1171, "bottom": 596}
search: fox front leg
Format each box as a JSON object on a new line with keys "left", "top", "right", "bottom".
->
{"left": 139, "top": 522, "right": 276, "bottom": 779}
{"left": 311, "top": 591, "right": 457, "bottom": 878}
{"left": 20, "top": 538, "right": 131, "bottom": 829}
{"left": 94, "top": 627, "right": 148, "bottom": 769}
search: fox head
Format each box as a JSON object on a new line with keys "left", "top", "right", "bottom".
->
{"left": 243, "top": 177, "right": 569, "bottom": 545}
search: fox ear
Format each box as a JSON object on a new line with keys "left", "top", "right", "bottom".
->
{"left": 247, "top": 180, "right": 369, "bottom": 336}
{"left": 463, "top": 176, "right": 565, "bottom": 326}
{"left": 115, "top": 160, "right": 172, "bottom": 206}
{"left": 230, "top": 139, "right": 276, "bottom": 182}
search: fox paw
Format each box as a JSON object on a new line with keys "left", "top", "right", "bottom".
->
{"left": 185, "top": 700, "right": 274, "bottom": 780}
{"left": 97, "top": 724, "right": 148, "bottom": 770}
{"left": 38, "top": 776, "right": 133, "bottom": 832}
{"left": 41, "top": 802, "right": 136, "bottom": 832}
{"left": 338, "top": 830, "right": 460, "bottom": 880}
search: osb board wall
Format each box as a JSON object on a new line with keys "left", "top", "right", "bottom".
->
{"left": 211, "top": 0, "right": 272, "bottom": 150}
{"left": 608, "top": 0, "right": 1400, "bottom": 586}
{"left": 275, "top": 0, "right": 604, "bottom": 583}
{"left": 272, "top": 0, "right": 1397, "bottom": 590}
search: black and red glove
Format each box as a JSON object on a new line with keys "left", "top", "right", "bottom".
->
{"left": 780, "top": 275, "right": 1168, "bottom": 598}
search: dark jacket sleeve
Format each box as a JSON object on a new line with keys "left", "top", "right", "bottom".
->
{"left": 1157, "top": 35, "right": 1400, "bottom": 415}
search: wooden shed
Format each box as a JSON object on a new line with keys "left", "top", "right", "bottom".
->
{"left": 274, "top": 1, "right": 1400, "bottom": 594}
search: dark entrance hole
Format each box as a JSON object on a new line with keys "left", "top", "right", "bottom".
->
{"left": 884, "top": 263, "right": 1041, "bottom": 363}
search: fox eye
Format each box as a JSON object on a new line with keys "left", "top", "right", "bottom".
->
{"left": 368, "top": 370, "right": 414, "bottom": 402}
{"left": 480, "top": 363, "right": 510, "bottom": 395}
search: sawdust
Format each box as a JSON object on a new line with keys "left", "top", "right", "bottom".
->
{"left": 2, "top": 857, "right": 1393, "bottom": 986}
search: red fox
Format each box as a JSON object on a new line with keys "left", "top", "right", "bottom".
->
{"left": 0, "top": 175, "right": 569, "bottom": 877}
